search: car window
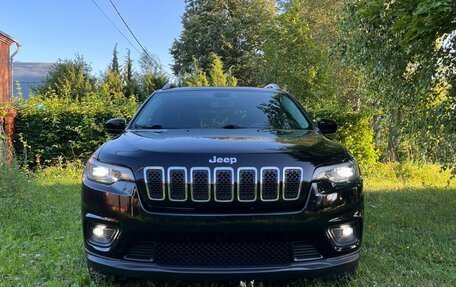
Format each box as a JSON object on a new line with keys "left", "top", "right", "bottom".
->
{"left": 132, "top": 90, "right": 311, "bottom": 130}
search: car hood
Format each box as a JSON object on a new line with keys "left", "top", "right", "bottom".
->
{"left": 96, "top": 129, "right": 350, "bottom": 171}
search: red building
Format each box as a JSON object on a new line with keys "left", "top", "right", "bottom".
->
{"left": 0, "top": 31, "right": 20, "bottom": 103}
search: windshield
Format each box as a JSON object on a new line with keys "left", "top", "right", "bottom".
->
{"left": 131, "top": 89, "right": 311, "bottom": 130}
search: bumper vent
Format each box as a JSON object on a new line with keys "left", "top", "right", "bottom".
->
{"left": 124, "top": 241, "right": 322, "bottom": 266}
{"left": 292, "top": 242, "right": 323, "bottom": 261}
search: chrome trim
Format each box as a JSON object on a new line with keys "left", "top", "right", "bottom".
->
{"left": 167, "top": 167, "right": 188, "bottom": 202}
{"left": 260, "top": 167, "right": 280, "bottom": 202}
{"left": 283, "top": 167, "right": 304, "bottom": 201}
{"left": 190, "top": 167, "right": 211, "bottom": 202}
{"left": 237, "top": 167, "right": 258, "bottom": 202}
{"left": 214, "top": 167, "right": 234, "bottom": 202}
{"left": 143, "top": 167, "right": 165, "bottom": 201}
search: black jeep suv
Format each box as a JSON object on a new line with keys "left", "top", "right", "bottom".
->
{"left": 82, "top": 84, "right": 363, "bottom": 281}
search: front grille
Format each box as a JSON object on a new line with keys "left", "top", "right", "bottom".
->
{"left": 238, "top": 168, "right": 257, "bottom": 202}
{"left": 144, "top": 167, "right": 165, "bottom": 200}
{"left": 168, "top": 168, "right": 187, "bottom": 201}
{"left": 261, "top": 167, "right": 280, "bottom": 201}
{"left": 191, "top": 168, "right": 210, "bottom": 202}
{"left": 283, "top": 168, "right": 303, "bottom": 200}
{"left": 214, "top": 168, "right": 234, "bottom": 202}
{"left": 143, "top": 166, "right": 307, "bottom": 206}
{"left": 124, "top": 241, "right": 322, "bottom": 266}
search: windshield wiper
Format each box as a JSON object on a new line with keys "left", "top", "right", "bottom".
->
{"left": 222, "top": 124, "right": 245, "bottom": 129}
{"left": 133, "top": 124, "right": 164, "bottom": 129}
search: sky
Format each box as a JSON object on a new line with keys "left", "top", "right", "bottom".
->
{"left": 0, "top": 0, "right": 185, "bottom": 75}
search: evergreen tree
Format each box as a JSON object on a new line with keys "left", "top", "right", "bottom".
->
{"left": 122, "top": 49, "right": 140, "bottom": 99}
{"left": 111, "top": 44, "right": 120, "bottom": 74}
{"left": 182, "top": 53, "right": 237, "bottom": 87}
{"left": 35, "top": 55, "right": 96, "bottom": 100}
{"left": 171, "top": 0, "right": 275, "bottom": 85}
{"left": 138, "top": 51, "right": 168, "bottom": 102}
{"left": 207, "top": 53, "right": 226, "bottom": 86}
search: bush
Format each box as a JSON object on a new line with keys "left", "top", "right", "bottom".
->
{"left": 308, "top": 110, "right": 379, "bottom": 169}
{"left": 14, "top": 94, "right": 138, "bottom": 167}
{"left": 364, "top": 162, "right": 455, "bottom": 190}
{"left": 0, "top": 128, "right": 29, "bottom": 197}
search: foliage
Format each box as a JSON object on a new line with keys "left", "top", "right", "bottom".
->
{"left": 171, "top": 0, "right": 275, "bottom": 85}
{"left": 122, "top": 49, "right": 140, "bottom": 99}
{"left": 0, "top": 127, "right": 29, "bottom": 198}
{"left": 14, "top": 93, "right": 137, "bottom": 167}
{"left": 0, "top": 164, "right": 455, "bottom": 286}
{"left": 308, "top": 110, "right": 379, "bottom": 169}
{"left": 260, "top": 0, "right": 335, "bottom": 109}
{"left": 34, "top": 55, "right": 96, "bottom": 100}
{"left": 137, "top": 51, "right": 169, "bottom": 102}
{"left": 340, "top": 0, "right": 456, "bottom": 167}
{"left": 181, "top": 53, "right": 238, "bottom": 86}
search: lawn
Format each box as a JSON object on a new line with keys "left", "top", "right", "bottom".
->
{"left": 0, "top": 165, "right": 455, "bottom": 287}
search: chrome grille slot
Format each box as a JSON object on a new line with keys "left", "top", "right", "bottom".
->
{"left": 260, "top": 167, "right": 280, "bottom": 201}
{"left": 214, "top": 168, "right": 234, "bottom": 202}
{"left": 283, "top": 167, "right": 303, "bottom": 200}
{"left": 144, "top": 167, "right": 165, "bottom": 200}
{"left": 168, "top": 167, "right": 187, "bottom": 201}
{"left": 143, "top": 166, "right": 306, "bottom": 208}
{"left": 190, "top": 168, "right": 210, "bottom": 202}
{"left": 238, "top": 168, "right": 257, "bottom": 202}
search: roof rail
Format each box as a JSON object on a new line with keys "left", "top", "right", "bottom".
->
{"left": 264, "top": 83, "right": 281, "bottom": 90}
{"left": 162, "top": 83, "right": 179, "bottom": 90}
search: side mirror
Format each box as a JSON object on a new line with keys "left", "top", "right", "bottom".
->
{"left": 317, "top": 118, "right": 338, "bottom": 134}
{"left": 105, "top": 118, "right": 126, "bottom": 135}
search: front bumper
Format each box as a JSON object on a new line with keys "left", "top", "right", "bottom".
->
{"left": 82, "top": 177, "right": 363, "bottom": 280}
{"left": 87, "top": 249, "right": 359, "bottom": 280}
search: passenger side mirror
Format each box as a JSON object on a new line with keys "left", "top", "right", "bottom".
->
{"left": 105, "top": 118, "right": 126, "bottom": 135}
{"left": 317, "top": 118, "right": 338, "bottom": 134}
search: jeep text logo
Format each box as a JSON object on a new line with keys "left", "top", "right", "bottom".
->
{"left": 209, "top": 156, "right": 237, "bottom": 165}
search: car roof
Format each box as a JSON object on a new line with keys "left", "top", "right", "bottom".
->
{"left": 156, "top": 86, "right": 284, "bottom": 93}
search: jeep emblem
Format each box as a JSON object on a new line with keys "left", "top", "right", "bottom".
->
{"left": 209, "top": 156, "right": 237, "bottom": 165}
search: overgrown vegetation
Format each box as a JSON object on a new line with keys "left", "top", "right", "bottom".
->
{"left": 11, "top": 0, "right": 455, "bottom": 170}
{"left": 0, "top": 164, "right": 454, "bottom": 286}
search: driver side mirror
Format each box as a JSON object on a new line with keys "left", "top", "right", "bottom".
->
{"left": 317, "top": 118, "right": 338, "bottom": 134}
{"left": 105, "top": 118, "right": 126, "bottom": 135}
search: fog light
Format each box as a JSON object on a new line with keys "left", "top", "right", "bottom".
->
{"left": 328, "top": 223, "right": 359, "bottom": 247}
{"left": 87, "top": 223, "right": 118, "bottom": 246}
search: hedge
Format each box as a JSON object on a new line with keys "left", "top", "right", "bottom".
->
{"left": 14, "top": 96, "right": 378, "bottom": 170}
{"left": 14, "top": 95, "right": 138, "bottom": 167}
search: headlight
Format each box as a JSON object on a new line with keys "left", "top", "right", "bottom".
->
{"left": 312, "top": 161, "right": 359, "bottom": 183}
{"left": 84, "top": 158, "right": 134, "bottom": 184}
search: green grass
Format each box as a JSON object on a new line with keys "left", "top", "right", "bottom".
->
{"left": 0, "top": 164, "right": 455, "bottom": 286}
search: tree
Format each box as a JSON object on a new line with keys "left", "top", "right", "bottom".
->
{"left": 100, "top": 45, "right": 124, "bottom": 99}
{"left": 36, "top": 55, "right": 96, "bottom": 101}
{"left": 340, "top": 0, "right": 456, "bottom": 165}
{"left": 260, "top": 0, "right": 334, "bottom": 109}
{"left": 181, "top": 53, "right": 238, "bottom": 87}
{"left": 137, "top": 51, "right": 168, "bottom": 102}
{"left": 171, "top": 0, "right": 275, "bottom": 85}
{"left": 111, "top": 44, "right": 120, "bottom": 74}
{"left": 122, "top": 49, "right": 140, "bottom": 99}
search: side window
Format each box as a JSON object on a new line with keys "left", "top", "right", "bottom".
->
{"left": 280, "top": 96, "right": 309, "bottom": 129}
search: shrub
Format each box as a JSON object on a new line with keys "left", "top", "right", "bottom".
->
{"left": 0, "top": 127, "right": 29, "bottom": 197}
{"left": 14, "top": 93, "right": 138, "bottom": 167}
{"left": 308, "top": 109, "right": 379, "bottom": 169}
